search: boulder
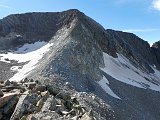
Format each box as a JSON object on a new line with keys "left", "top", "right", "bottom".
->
{"left": 26, "top": 93, "right": 41, "bottom": 105}
{"left": 4, "top": 80, "right": 10, "bottom": 86}
{"left": 10, "top": 94, "right": 30, "bottom": 120}
{"left": 80, "top": 113, "right": 94, "bottom": 120}
{"left": 35, "top": 85, "right": 46, "bottom": 92}
{"left": 10, "top": 92, "right": 41, "bottom": 120}
{"left": 1, "top": 86, "right": 22, "bottom": 92}
{"left": 71, "top": 116, "right": 79, "bottom": 120}
{"left": 46, "top": 84, "right": 61, "bottom": 96}
{"left": 3, "top": 96, "right": 19, "bottom": 114}
{"left": 56, "top": 91, "right": 71, "bottom": 100}
{"left": 21, "top": 78, "right": 29, "bottom": 83}
{"left": 26, "top": 115, "right": 37, "bottom": 120}
{"left": 55, "top": 104, "right": 66, "bottom": 113}
{"left": 0, "top": 93, "right": 17, "bottom": 107}
{"left": 10, "top": 81, "right": 18, "bottom": 86}
{"left": 0, "top": 89, "right": 4, "bottom": 97}
{"left": 0, "top": 80, "right": 4, "bottom": 84}
{"left": 27, "top": 103, "right": 39, "bottom": 113}
{"left": 42, "top": 96, "right": 57, "bottom": 112}
{"left": 36, "top": 98, "right": 44, "bottom": 109}
{"left": 20, "top": 116, "right": 27, "bottom": 120}
{"left": 63, "top": 100, "right": 73, "bottom": 110}
{"left": 23, "top": 82, "right": 36, "bottom": 90}
{"left": 41, "top": 91, "right": 50, "bottom": 101}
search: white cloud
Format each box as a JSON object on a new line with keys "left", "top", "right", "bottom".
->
{"left": 0, "top": 4, "right": 11, "bottom": 9}
{"left": 152, "top": 0, "right": 160, "bottom": 11}
{"left": 123, "top": 28, "right": 160, "bottom": 33}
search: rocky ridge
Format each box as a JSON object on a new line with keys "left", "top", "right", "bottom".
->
{"left": 105, "top": 29, "right": 160, "bottom": 72}
{"left": 0, "top": 78, "right": 114, "bottom": 120}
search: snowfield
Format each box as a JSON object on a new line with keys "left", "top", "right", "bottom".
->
{"left": 98, "top": 76, "right": 121, "bottom": 99}
{"left": 0, "top": 41, "right": 53, "bottom": 82}
{"left": 99, "top": 52, "right": 160, "bottom": 95}
{"left": 1, "top": 41, "right": 160, "bottom": 100}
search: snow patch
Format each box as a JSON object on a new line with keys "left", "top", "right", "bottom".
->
{"left": 0, "top": 41, "right": 53, "bottom": 82}
{"left": 16, "top": 41, "right": 47, "bottom": 54}
{"left": 15, "top": 35, "right": 23, "bottom": 37}
{"left": 98, "top": 76, "right": 121, "bottom": 99}
{"left": 10, "top": 66, "right": 21, "bottom": 71}
{"left": 101, "top": 52, "right": 160, "bottom": 92}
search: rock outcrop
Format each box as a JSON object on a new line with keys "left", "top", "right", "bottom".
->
{"left": 152, "top": 41, "right": 160, "bottom": 68}
{"left": 0, "top": 78, "right": 114, "bottom": 120}
{"left": 0, "top": 9, "right": 80, "bottom": 50}
{"left": 105, "top": 29, "right": 160, "bottom": 71}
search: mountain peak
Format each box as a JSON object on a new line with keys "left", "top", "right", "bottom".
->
{"left": 152, "top": 40, "right": 160, "bottom": 48}
{"left": 0, "top": 9, "right": 84, "bottom": 50}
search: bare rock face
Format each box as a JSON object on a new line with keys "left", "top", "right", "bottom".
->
{"left": 0, "top": 9, "right": 80, "bottom": 50}
{"left": 105, "top": 29, "right": 160, "bottom": 72}
{"left": 152, "top": 41, "right": 160, "bottom": 69}
{"left": 152, "top": 41, "right": 160, "bottom": 48}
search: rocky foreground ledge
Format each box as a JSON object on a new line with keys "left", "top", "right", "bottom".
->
{"left": 0, "top": 79, "right": 114, "bottom": 120}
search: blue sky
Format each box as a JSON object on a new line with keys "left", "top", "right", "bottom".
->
{"left": 0, "top": 0, "right": 160, "bottom": 45}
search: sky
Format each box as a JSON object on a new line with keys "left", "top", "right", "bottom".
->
{"left": 0, "top": 0, "right": 160, "bottom": 45}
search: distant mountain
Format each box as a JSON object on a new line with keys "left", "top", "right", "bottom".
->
{"left": 0, "top": 9, "right": 160, "bottom": 120}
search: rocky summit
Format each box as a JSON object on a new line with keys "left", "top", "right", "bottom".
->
{"left": 0, "top": 9, "right": 160, "bottom": 120}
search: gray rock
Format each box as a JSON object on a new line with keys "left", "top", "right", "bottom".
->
{"left": 10, "top": 81, "right": 18, "bottom": 86}
{"left": 35, "top": 85, "right": 46, "bottom": 92}
{"left": 24, "top": 82, "right": 36, "bottom": 90}
{"left": 41, "top": 91, "right": 50, "bottom": 101}
{"left": 71, "top": 116, "right": 79, "bottom": 120}
{"left": 0, "top": 88, "right": 3, "bottom": 97}
{"left": 56, "top": 91, "right": 71, "bottom": 100}
{"left": 10, "top": 94, "right": 29, "bottom": 120}
{"left": 20, "top": 115, "right": 27, "bottom": 120}
{"left": 42, "top": 96, "right": 57, "bottom": 112}
{"left": 80, "top": 113, "right": 94, "bottom": 120}
{"left": 46, "top": 84, "right": 61, "bottom": 96}
{"left": 63, "top": 100, "right": 73, "bottom": 110}
{"left": 3, "top": 96, "right": 19, "bottom": 114}
{"left": 21, "top": 78, "right": 29, "bottom": 83}
{"left": 0, "top": 93, "right": 17, "bottom": 108}
{"left": 36, "top": 98, "right": 44, "bottom": 109}
{"left": 55, "top": 104, "right": 66, "bottom": 113}
{"left": 10, "top": 92, "right": 41, "bottom": 120}
{"left": 27, "top": 103, "right": 39, "bottom": 113}
{"left": 26, "top": 115, "right": 37, "bottom": 120}
{"left": 4, "top": 80, "right": 10, "bottom": 86}
{"left": 0, "top": 80, "right": 4, "bottom": 84}
{"left": 1, "top": 86, "right": 23, "bottom": 92}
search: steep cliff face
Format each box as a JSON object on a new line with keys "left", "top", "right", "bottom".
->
{"left": 0, "top": 9, "right": 160, "bottom": 120}
{"left": 0, "top": 9, "right": 80, "bottom": 49}
{"left": 105, "top": 29, "right": 160, "bottom": 72}
{"left": 152, "top": 41, "right": 160, "bottom": 67}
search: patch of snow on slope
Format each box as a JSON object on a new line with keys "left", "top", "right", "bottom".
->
{"left": 16, "top": 41, "right": 47, "bottom": 54}
{"left": 10, "top": 66, "right": 21, "bottom": 72}
{"left": 98, "top": 76, "right": 121, "bottom": 99}
{"left": 0, "top": 41, "right": 53, "bottom": 82}
{"left": 101, "top": 52, "right": 160, "bottom": 92}
{"left": 150, "top": 65, "right": 160, "bottom": 81}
